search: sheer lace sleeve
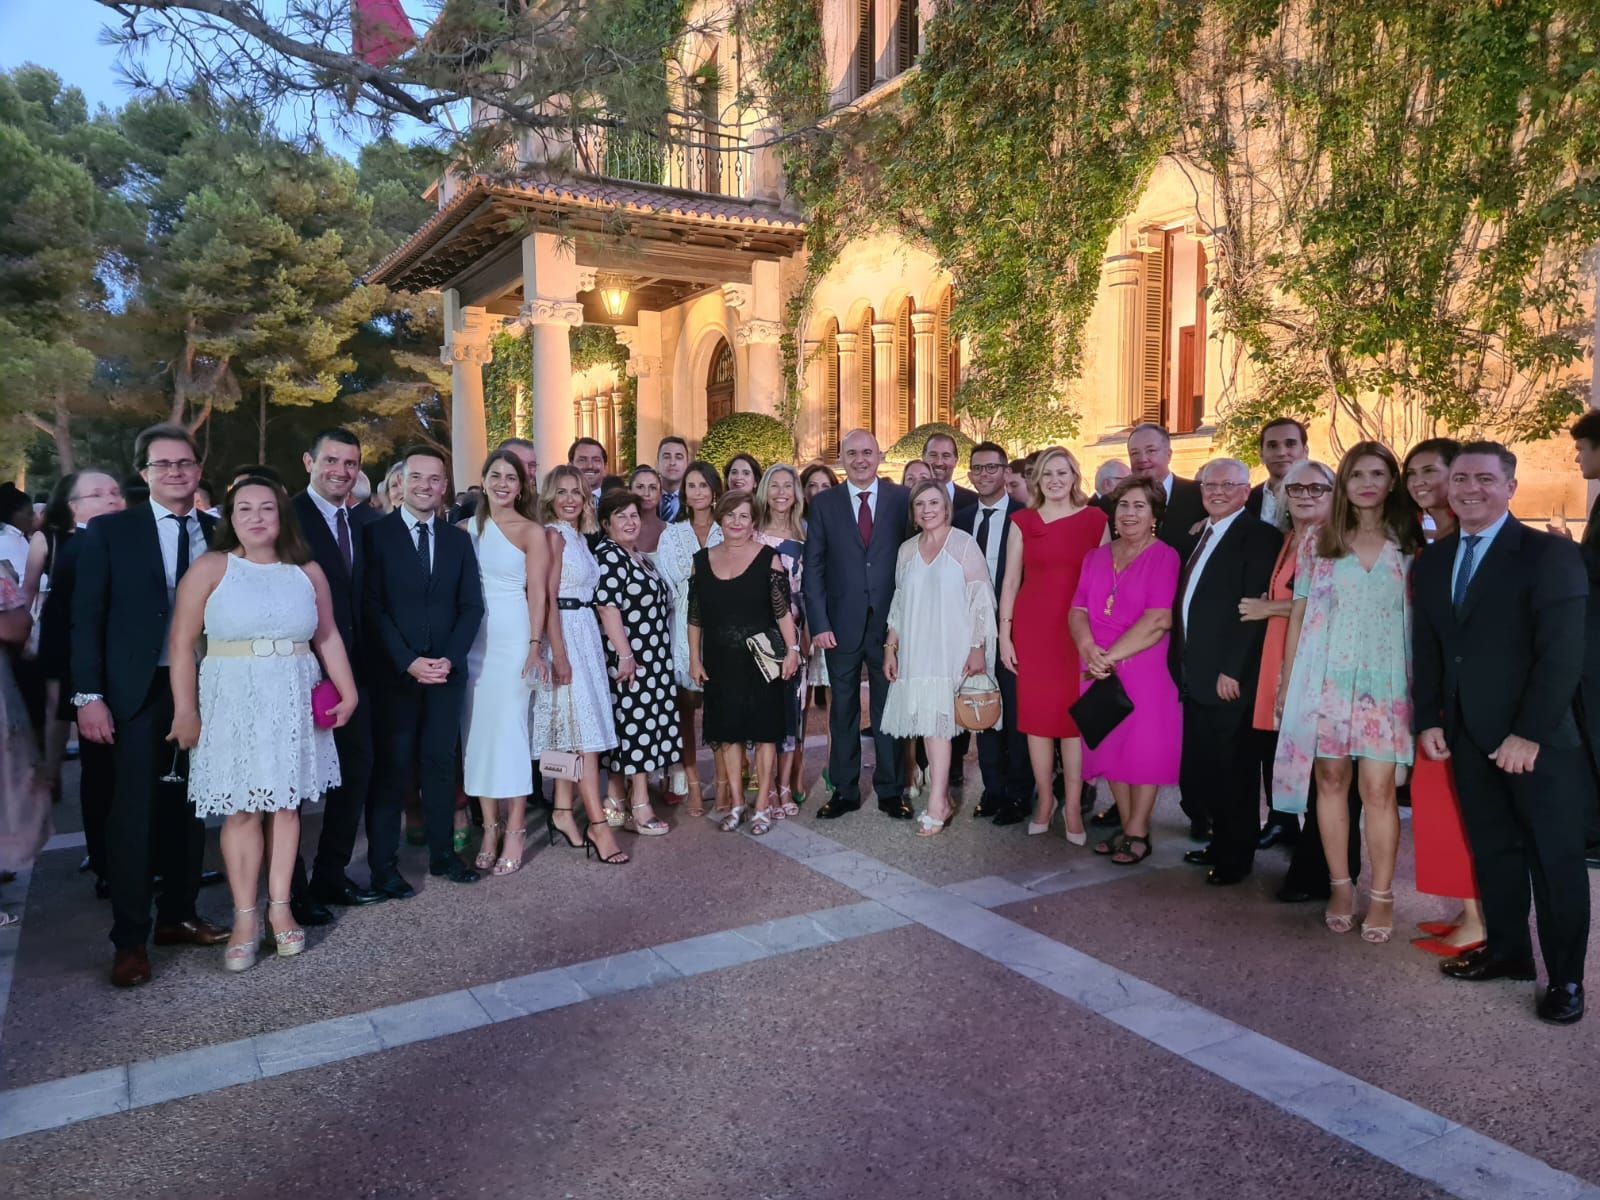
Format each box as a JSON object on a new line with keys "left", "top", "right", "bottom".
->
{"left": 687, "top": 551, "right": 704, "bottom": 628}
{"left": 956, "top": 531, "right": 998, "bottom": 669}
{"left": 769, "top": 554, "right": 791, "bottom": 622}
{"left": 886, "top": 537, "right": 916, "bottom": 637}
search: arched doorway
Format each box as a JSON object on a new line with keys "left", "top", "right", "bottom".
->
{"left": 706, "top": 337, "right": 735, "bottom": 425}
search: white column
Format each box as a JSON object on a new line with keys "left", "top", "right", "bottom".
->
{"left": 519, "top": 233, "right": 583, "bottom": 481}
{"left": 1105, "top": 253, "right": 1142, "bottom": 432}
{"left": 737, "top": 258, "right": 785, "bottom": 418}
{"left": 618, "top": 312, "right": 664, "bottom": 464}
{"left": 836, "top": 331, "right": 861, "bottom": 433}
{"left": 911, "top": 310, "right": 938, "bottom": 426}
{"left": 601, "top": 390, "right": 619, "bottom": 462}
{"left": 579, "top": 395, "right": 597, "bottom": 440}
{"left": 871, "top": 320, "right": 897, "bottom": 441}
{"left": 800, "top": 338, "right": 824, "bottom": 459}
{"left": 440, "top": 289, "right": 496, "bottom": 492}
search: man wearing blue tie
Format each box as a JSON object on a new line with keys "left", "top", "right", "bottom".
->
{"left": 656, "top": 436, "right": 689, "bottom": 522}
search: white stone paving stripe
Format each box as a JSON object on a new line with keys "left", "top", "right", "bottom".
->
{"left": 0, "top": 864, "right": 31, "bottom": 1063}
{"left": 753, "top": 821, "right": 1597, "bottom": 1200}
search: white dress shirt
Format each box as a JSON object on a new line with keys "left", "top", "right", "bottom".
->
{"left": 847, "top": 480, "right": 880, "bottom": 522}
{"left": 1180, "top": 507, "right": 1244, "bottom": 629}
{"left": 307, "top": 486, "right": 346, "bottom": 541}
{"left": 969, "top": 499, "right": 1007, "bottom": 587}
{"left": 1259, "top": 485, "right": 1283, "bottom": 529}
{"left": 1450, "top": 511, "right": 1510, "bottom": 599}
{"left": 150, "top": 499, "right": 208, "bottom": 666}
{"left": 399, "top": 506, "right": 435, "bottom": 570}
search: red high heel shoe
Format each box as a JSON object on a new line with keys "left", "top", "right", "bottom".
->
{"left": 1417, "top": 920, "right": 1456, "bottom": 937}
{"left": 1411, "top": 936, "right": 1485, "bottom": 959}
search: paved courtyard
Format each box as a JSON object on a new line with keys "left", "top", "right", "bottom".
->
{"left": 2, "top": 730, "right": 1599, "bottom": 1200}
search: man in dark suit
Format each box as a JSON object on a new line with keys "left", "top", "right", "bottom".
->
{"left": 1171, "top": 457, "right": 1280, "bottom": 884}
{"left": 1127, "top": 422, "right": 1205, "bottom": 560}
{"left": 72, "top": 424, "right": 227, "bottom": 987}
{"left": 1567, "top": 411, "right": 1600, "bottom": 869}
{"left": 923, "top": 431, "right": 977, "bottom": 511}
{"left": 1415, "top": 442, "right": 1588, "bottom": 1024}
{"left": 803, "top": 428, "right": 912, "bottom": 819}
{"left": 364, "top": 447, "right": 485, "bottom": 893}
{"left": 1243, "top": 417, "right": 1308, "bottom": 530}
{"left": 290, "top": 428, "right": 386, "bottom": 914}
{"left": 950, "top": 441, "right": 1033, "bottom": 823}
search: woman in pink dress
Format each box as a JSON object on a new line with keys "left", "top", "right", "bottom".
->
{"left": 999, "top": 447, "right": 1107, "bottom": 841}
{"left": 1068, "top": 476, "right": 1181, "bottom": 864}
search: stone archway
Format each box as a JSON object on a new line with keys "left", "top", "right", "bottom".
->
{"left": 706, "top": 336, "right": 736, "bottom": 425}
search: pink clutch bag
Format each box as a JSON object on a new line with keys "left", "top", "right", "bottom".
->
{"left": 311, "top": 680, "right": 340, "bottom": 729}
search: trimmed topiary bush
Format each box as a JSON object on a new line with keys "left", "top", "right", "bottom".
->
{"left": 697, "top": 412, "right": 798, "bottom": 475}
{"left": 882, "top": 422, "right": 976, "bottom": 468}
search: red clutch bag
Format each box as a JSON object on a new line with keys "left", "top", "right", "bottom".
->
{"left": 311, "top": 679, "right": 340, "bottom": 729}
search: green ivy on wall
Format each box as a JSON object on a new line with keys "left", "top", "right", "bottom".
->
{"left": 571, "top": 324, "right": 636, "bottom": 470}
{"left": 482, "top": 329, "right": 531, "bottom": 451}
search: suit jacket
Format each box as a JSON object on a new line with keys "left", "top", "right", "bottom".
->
{"left": 949, "top": 482, "right": 979, "bottom": 512}
{"left": 293, "top": 491, "right": 376, "bottom": 661}
{"left": 71, "top": 503, "right": 218, "bottom": 720}
{"left": 37, "top": 530, "right": 82, "bottom": 683}
{"left": 802, "top": 480, "right": 910, "bottom": 654}
{"left": 1170, "top": 513, "right": 1280, "bottom": 706}
{"left": 1579, "top": 495, "right": 1600, "bottom": 738}
{"left": 953, "top": 496, "right": 1022, "bottom": 596}
{"left": 1158, "top": 475, "right": 1207, "bottom": 561}
{"left": 361, "top": 510, "right": 485, "bottom": 683}
{"left": 1413, "top": 517, "right": 1587, "bottom": 751}
{"left": 1244, "top": 482, "right": 1266, "bottom": 518}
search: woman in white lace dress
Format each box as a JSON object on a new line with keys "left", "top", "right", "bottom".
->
{"left": 169, "top": 477, "right": 356, "bottom": 971}
{"left": 531, "top": 467, "right": 627, "bottom": 866}
{"left": 882, "top": 480, "right": 998, "bottom": 837}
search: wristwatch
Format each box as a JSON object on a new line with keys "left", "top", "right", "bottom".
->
{"left": 71, "top": 692, "right": 104, "bottom": 708}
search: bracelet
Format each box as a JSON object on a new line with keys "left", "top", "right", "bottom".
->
{"left": 619, "top": 654, "right": 635, "bottom": 662}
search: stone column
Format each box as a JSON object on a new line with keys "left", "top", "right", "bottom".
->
{"left": 617, "top": 313, "right": 663, "bottom": 465}
{"left": 440, "top": 289, "right": 496, "bottom": 492}
{"left": 579, "top": 395, "right": 597, "bottom": 441}
{"left": 1105, "top": 253, "right": 1142, "bottom": 432}
{"left": 600, "top": 390, "right": 619, "bottom": 462}
{"left": 518, "top": 233, "right": 583, "bottom": 482}
{"left": 737, "top": 319, "right": 785, "bottom": 418}
{"left": 836, "top": 331, "right": 861, "bottom": 433}
{"left": 871, "top": 320, "right": 897, "bottom": 443}
{"left": 800, "top": 338, "right": 824, "bottom": 459}
{"left": 911, "top": 309, "right": 938, "bottom": 426}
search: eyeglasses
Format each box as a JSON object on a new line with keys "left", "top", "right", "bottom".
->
{"left": 144, "top": 459, "right": 200, "bottom": 475}
{"left": 1285, "top": 483, "right": 1334, "bottom": 498}
{"left": 1200, "top": 480, "right": 1247, "bottom": 492}
{"left": 70, "top": 489, "right": 122, "bottom": 503}
{"left": 968, "top": 463, "right": 1005, "bottom": 474}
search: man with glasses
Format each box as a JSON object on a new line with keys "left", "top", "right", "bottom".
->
{"left": 73, "top": 424, "right": 225, "bottom": 987}
{"left": 1127, "top": 423, "right": 1206, "bottom": 559}
{"left": 1171, "top": 458, "right": 1280, "bottom": 882}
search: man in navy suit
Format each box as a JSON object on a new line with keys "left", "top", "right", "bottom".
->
{"left": 73, "top": 423, "right": 226, "bottom": 987}
{"left": 363, "top": 447, "right": 485, "bottom": 893}
{"left": 802, "top": 429, "right": 912, "bottom": 819}
{"left": 951, "top": 441, "right": 1033, "bottom": 823}
{"left": 292, "top": 428, "right": 385, "bottom": 912}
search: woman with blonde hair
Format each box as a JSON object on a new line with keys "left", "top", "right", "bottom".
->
{"left": 998, "top": 447, "right": 1108, "bottom": 841}
{"left": 757, "top": 464, "right": 808, "bottom": 815}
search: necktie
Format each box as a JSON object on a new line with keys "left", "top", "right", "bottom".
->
{"left": 415, "top": 520, "right": 431, "bottom": 576}
{"left": 1453, "top": 534, "right": 1481, "bottom": 612}
{"left": 660, "top": 492, "right": 678, "bottom": 522}
{"left": 1185, "top": 522, "right": 1214, "bottom": 573}
{"left": 857, "top": 491, "right": 874, "bottom": 547}
{"left": 336, "top": 505, "right": 352, "bottom": 571}
{"left": 170, "top": 513, "right": 191, "bottom": 583}
{"left": 976, "top": 505, "right": 996, "bottom": 554}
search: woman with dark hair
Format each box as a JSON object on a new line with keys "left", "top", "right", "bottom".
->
{"left": 1274, "top": 442, "right": 1420, "bottom": 943}
{"left": 459, "top": 450, "right": 549, "bottom": 876}
{"left": 167, "top": 477, "right": 357, "bottom": 972}
{"left": 724, "top": 454, "right": 762, "bottom": 494}
{"left": 0, "top": 483, "right": 35, "bottom": 583}
{"left": 1403, "top": 438, "right": 1463, "bottom": 544}
{"left": 628, "top": 465, "right": 668, "bottom": 554}
{"left": 657, "top": 460, "right": 724, "bottom": 817}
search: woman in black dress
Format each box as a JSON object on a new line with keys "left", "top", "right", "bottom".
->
{"left": 688, "top": 491, "right": 799, "bottom": 836}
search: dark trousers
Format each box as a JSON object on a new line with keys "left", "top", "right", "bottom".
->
{"left": 1573, "top": 694, "right": 1600, "bottom": 851}
{"left": 1449, "top": 731, "right": 1589, "bottom": 985}
{"left": 300, "top": 684, "right": 375, "bottom": 892}
{"left": 1281, "top": 776, "right": 1363, "bottom": 895}
{"left": 106, "top": 676, "right": 206, "bottom": 949}
{"left": 955, "top": 664, "right": 1032, "bottom": 805}
{"left": 1180, "top": 698, "right": 1257, "bottom": 874}
{"left": 79, "top": 738, "right": 114, "bottom": 882}
{"left": 370, "top": 678, "right": 466, "bottom": 878}
{"left": 825, "top": 635, "right": 902, "bottom": 804}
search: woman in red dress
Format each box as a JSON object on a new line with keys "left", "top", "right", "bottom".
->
{"left": 999, "top": 447, "right": 1108, "bottom": 842}
{"left": 1402, "top": 437, "right": 1483, "bottom": 956}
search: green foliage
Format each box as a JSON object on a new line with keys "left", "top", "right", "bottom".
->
{"left": 882, "top": 422, "right": 976, "bottom": 468}
{"left": 697, "top": 412, "right": 797, "bottom": 474}
{"left": 482, "top": 329, "right": 531, "bottom": 451}
{"left": 570, "top": 325, "right": 630, "bottom": 374}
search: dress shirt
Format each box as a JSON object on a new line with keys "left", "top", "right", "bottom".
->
{"left": 399, "top": 506, "right": 435, "bottom": 570}
{"left": 847, "top": 480, "right": 880, "bottom": 522}
{"left": 945, "top": 481, "right": 957, "bottom": 505}
{"left": 307, "top": 485, "right": 346, "bottom": 541}
{"left": 1180, "top": 507, "right": 1244, "bottom": 630}
{"left": 1160, "top": 473, "right": 1174, "bottom": 503}
{"left": 1450, "top": 510, "right": 1510, "bottom": 600}
{"left": 971, "top": 499, "right": 1006, "bottom": 587}
{"left": 1260, "top": 485, "right": 1283, "bottom": 529}
{"left": 150, "top": 498, "right": 208, "bottom": 666}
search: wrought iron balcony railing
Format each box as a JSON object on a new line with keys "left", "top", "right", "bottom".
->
{"left": 570, "top": 124, "right": 749, "bottom": 199}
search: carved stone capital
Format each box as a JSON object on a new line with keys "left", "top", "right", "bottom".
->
{"left": 721, "top": 283, "right": 753, "bottom": 312}
{"left": 577, "top": 268, "right": 598, "bottom": 293}
{"left": 909, "top": 310, "right": 938, "bottom": 338}
{"left": 835, "top": 331, "right": 860, "bottom": 354}
{"left": 440, "top": 339, "right": 494, "bottom": 367}
{"left": 624, "top": 354, "right": 663, "bottom": 379}
{"left": 1104, "top": 252, "right": 1142, "bottom": 288}
{"left": 518, "top": 298, "right": 585, "bottom": 329}
{"left": 870, "top": 321, "right": 896, "bottom": 345}
{"left": 734, "top": 318, "right": 784, "bottom": 347}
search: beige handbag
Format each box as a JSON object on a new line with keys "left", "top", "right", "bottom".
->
{"left": 540, "top": 750, "right": 584, "bottom": 781}
{"left": 954, "top": 672, "right": 1002, "bottom": 732}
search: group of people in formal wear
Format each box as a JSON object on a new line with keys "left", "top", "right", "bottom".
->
{"left": 0, "top": 409, "right": 1596, "bottom": 1028}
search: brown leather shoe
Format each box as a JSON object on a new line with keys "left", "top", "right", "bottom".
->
{"left": 153, "top": 917, "right": 231, "bottom": 946}
{"left": 111, "top": 946, "right": 152, "bottom": 988}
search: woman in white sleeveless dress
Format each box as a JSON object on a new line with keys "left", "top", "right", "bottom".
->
{"left": 461, "top": 451, "right": 550, "bottom": 877}
{"left": 531, "top": 467, "right": 628, "bottom": 865}
{"left": 169, "top": 477, "right": 356, "bottom": 972}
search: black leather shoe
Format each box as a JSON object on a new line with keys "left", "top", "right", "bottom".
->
{"left": 310, "top": 879, "right": 387, "bottom": 907}
{"left": 1183, "top": 847, "right": 1215, "bottom": 866}
{"left": 878, "top": 797, "right": 914, "bottom": 820}
{"left": 1205, "top": 867, "right": 1251, "bottom": 886}
{"left": 816, "top": 794, "right": 861, "bottom": 820}
{"left": 198, "top": 869, "right": 225, "bottom": 887}
{"left": 973, "top": 793, "right": 1003, "bottom": 819}
{"left": 290, "top": 897, "right": 335, "bottom": 927}
{"left": 1275, "top": 884, "right": 1326, "bottom": 903}
{"left": 1440, "top": 946, "right": 1536, "bottom": 982}
{"left": 429, "top": 857, "right": 481, "bottom": 884}
{"left": 1188, "top": 820, "right": 1211, "bottom": 842}
{"left": 1091, "top": 807, "right": 1122, "bottom": 827}
{"left": 93, "top": 877, "right": 111, "bottom": 900}
{"left": 1537, "top": 983, "right": 1585, "bottom": 1024}
{"left": 1257, "top": 824, "right": 1298, "bottom": 851}
{"left": 374, "top": 874, "right": 417, "bottom": 900}
{"left": 992, "top": 803, "right": 1028, "bottom": 827}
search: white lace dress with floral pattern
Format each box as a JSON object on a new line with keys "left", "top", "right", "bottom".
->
{"left": 188, "top": 555, "right": 341, "bottom": 817}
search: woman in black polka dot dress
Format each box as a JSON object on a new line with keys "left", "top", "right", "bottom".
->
{"left": 593, "top": 490, "right": 679, "bottom": 835}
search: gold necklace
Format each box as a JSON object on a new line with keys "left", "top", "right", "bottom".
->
{"left": 1104, "top": 537, "right": 1152, "bottom": 616}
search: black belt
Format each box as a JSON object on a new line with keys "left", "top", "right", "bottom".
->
{"left": 556, "top": 598, "right": 593, "bottom": 610}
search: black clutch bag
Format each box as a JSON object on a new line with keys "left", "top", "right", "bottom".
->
{"left": 1069, "top": 673, "right": 1135, "bottom": 750}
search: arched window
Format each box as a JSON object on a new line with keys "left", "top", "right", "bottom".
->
{"left": 855, "top": 0, "right": 876, "bottom": 98}
{"left": 856, "top": 309, "right": 875, "bottom": 436}
{"left": 707, "top": 337, "right": 736, "bottom": 426}
{"left": 935, "top": 288, "right": 957, "bottom": 424}
{"left": 820, "top": 319, "right": 841, "bottom": 459}
{"left": 894, "top": 297, "right": 915, "bottom": 440}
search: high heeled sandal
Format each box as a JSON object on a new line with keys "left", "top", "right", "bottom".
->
{"left": 545, "top": 806, "right": 583, "bottom": 848}
{"left": 583, "top": 830, "right": 630, "bottom": 865}
{"left": 1324, "top": 878, "right": 1356, "bottom": 934}
{"left": 493, "top": 827, "right": 527, "bottom": 875}
{"left": 916, "top": 809, "right": 953, "bottom": 837}
{"left": 1361, "top": 888, "right": 1395, "bottom": 944}
{"left": 626, "top": 803, "right": 670, "bottom": 837}
{"left": 602, "top": 796, "right": 627, "bottom": 828}
{"left": 749, "top": 808, "right": 774, "bottom": 836}
{"left": 1110, "top": 834, "right": 1150, "bottom": 865}
{"left": 778, "top": 786, "right": 800, "bottom": 818}
{"left": 685, "top": 780, "right": 705, "bottom": 819}
{"left": 264, "top": 899, "right": 306, "bottom": 957}
{"left": 224, "top": 907, "right": 259, "bottom": 973}
{"left": 475, "top": 822, "right": 503, "bottom": 871}
{"left": 718, "top": 804, "right": 745, "bottom": 832}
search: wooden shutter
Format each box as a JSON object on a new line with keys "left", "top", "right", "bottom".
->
{"left": 857, "top": 312, "right": 874, "bottom": 433}
{"left": 895, "top": 300, "right": 912, "bottom": 438}
{"left": 822, "top": 322, "right": 840, "bottom": 459}
{"left": 856, "top": 0, "right": 875, "bottom": 97}
{"left": 896, "top": 0, "right": 918, "bottom": 74}
{"left": 935, "top": 290, "right": 953, "bottom": 423}
{"left": 1189, "top": 241, "right": 1207, "bottom": 432}
{"left": 1139, "top": 232, "right": 1170, "bottom": 426}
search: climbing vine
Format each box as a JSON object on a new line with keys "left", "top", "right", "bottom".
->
{"left": 482, "top": 329, "right": 530, "bottom": 451}
{"left": 570, "top": 324, "right": 636, "bottom": 470}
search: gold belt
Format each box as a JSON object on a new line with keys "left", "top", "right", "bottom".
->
{"left": 206, "top": 638, "right": 312, "bottom": 658}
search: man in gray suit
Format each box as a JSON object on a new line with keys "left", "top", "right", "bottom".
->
{"left": 803, "top": 429, "right": 912, "bottom": 819}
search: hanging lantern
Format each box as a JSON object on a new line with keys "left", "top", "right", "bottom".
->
{"left": 597, "top": 274, "right": 631, "bottom": 320}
